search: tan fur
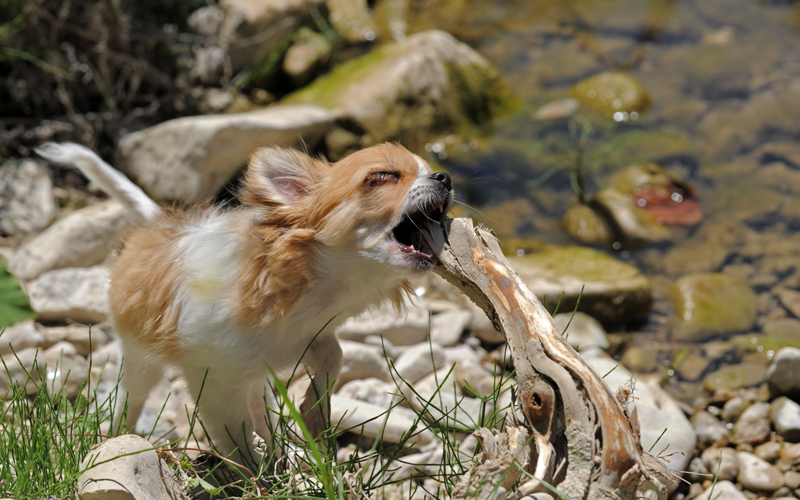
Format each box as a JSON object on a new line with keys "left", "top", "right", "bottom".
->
{"left": 235, "top": 143, "right": 427, "bottom": 327}
{"left": 109, "top": 210, "right": 197, "bottom": 359}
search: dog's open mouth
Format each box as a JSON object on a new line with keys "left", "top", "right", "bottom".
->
{"left": 390, "top": 200, "right": 447, "bottom": 265}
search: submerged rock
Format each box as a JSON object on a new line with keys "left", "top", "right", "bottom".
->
{"left": 697, "top": 81, "right": 800, "bottom": 158}
{"left": 533, "top": 98, "right": 580, "bottom": 120}
{"left": 774, "top": 286, "right": 800, "bottom": 318}
{"left": 284, "top": 30, "right": 517, "bottom": 157}
{"left": 608, "top": 162, "right": 702, "bottom": 226}
{"left": 561, "top": 202, "right": 612, "bottom": 245}
{"left": 669, "top": 273, "right": 757, "bottom": 341}
{"left": 763, "top": 317, "right": 800, "bottom": 341}
{"left": 565, "top": 162, "right": 699, "bottom": 248}
{"left": 589, "top": 189, "right": 670, "bottom": 248}
{"left": 703, "top": 362, "right": 767, "bottom": 394}
{"left": 659, "top": 218, "right": 751, "bottom": 276}
{"left": 509, "top": 244, "right": 652, "bottom": 326}
{"left": 572, "top": 71, "right": 650, "bottom": 118}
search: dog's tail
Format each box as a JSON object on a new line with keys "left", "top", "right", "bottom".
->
{"left": 36, "top": 142, "right": 160, "bottom": 223}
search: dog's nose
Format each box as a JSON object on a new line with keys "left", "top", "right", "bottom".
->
{"left": 430, "top": 171, "right": 451, "bottom": 190}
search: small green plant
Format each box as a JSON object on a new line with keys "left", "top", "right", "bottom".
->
{"left": 527, "top": 114, "right": 597, "bottom": 203}
{"left": 0, "top": 257, "right": 36, "bottom": 329}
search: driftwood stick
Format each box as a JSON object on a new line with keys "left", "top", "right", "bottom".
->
{"left": 423, "top": 219, "right": 670, "bottom": 500}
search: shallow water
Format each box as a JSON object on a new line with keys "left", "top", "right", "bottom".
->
{"left": 401, "top": 0, "right": 800, "bottom": 402}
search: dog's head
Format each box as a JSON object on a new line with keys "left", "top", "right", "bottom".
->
{"left": 242, "top": 143, "right": 452, "bottom": 274}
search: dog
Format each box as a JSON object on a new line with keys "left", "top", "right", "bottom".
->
{"left": 36, "top": 142, "right": 452, "bottom": 466}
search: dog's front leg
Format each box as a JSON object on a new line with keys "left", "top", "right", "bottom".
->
{"left": 299, "top": 333, "right": 342, "bottom": 438}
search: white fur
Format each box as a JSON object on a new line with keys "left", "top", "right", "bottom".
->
{"left": 35, "top": 142, "right": 160, "bottom": 222}
{"left": 415, "top": 154, "right": 430, "bottom": 177}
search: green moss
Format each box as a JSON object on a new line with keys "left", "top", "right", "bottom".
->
{"left": 283, "top": 45, "right": 393, "bottom": 109}
{"left": 283, "top": 39, "right": 519, "bottom": 147}
{"left": 562, "top": 203, "right": 611, "bottom": 245}
{"left": 445, "top": 61, "right": 521, "bottom": 126}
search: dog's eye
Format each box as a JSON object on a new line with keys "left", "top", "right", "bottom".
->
{"left": 366, "top": 171, "right": 401, "bottom": 186}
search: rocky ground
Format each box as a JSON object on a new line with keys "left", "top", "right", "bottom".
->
{"left": 2, "top": 0, "right": 800, "bottom": 499}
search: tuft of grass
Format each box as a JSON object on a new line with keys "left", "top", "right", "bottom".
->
{"left": 0, "top": 338, "right": 123, "bottom": 498}
{"left": 1, "top": 314, "right": 525, "bottom": 500}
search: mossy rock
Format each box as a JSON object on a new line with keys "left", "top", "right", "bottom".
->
{"left": 669, "top": 273, "right": 758, "bottom": 342}
{"left": 562, "top": 203, "right": 612, "bottom": 245}
{"left": 572, "top": 71, "right": 650, "bottom": 118}
{"left": 609, "top": 162, "right": 673, "bottom": 195}
{"left": 589, "top": 189, "right": 670, "bottom": 248}
{"left": 283, "top": 30, "right": 519, "bottom": 155}
{"left": 509, "top": 245, "right": 652, "bottom": 327}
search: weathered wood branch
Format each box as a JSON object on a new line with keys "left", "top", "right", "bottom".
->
{"left": 423, "top": 219, "right": 673, "bottom": 500}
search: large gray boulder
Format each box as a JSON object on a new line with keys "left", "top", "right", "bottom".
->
{"left": 284, "top": 30, "right": 516, "bottom": 157}
{"left": 117, "top": 104, "right": 334, "bottom": 203}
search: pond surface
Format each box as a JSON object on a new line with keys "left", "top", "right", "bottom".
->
{"left": 399, "top": 0, "right": 800, "bottom": 403}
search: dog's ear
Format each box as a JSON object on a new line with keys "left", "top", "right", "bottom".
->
{"left": 242, "top": 147, "right": 328, "bottom": 206}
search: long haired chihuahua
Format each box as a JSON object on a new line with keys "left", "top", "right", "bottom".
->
{"left": 36, "top": 142, "right": 452, "bottom": 465}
